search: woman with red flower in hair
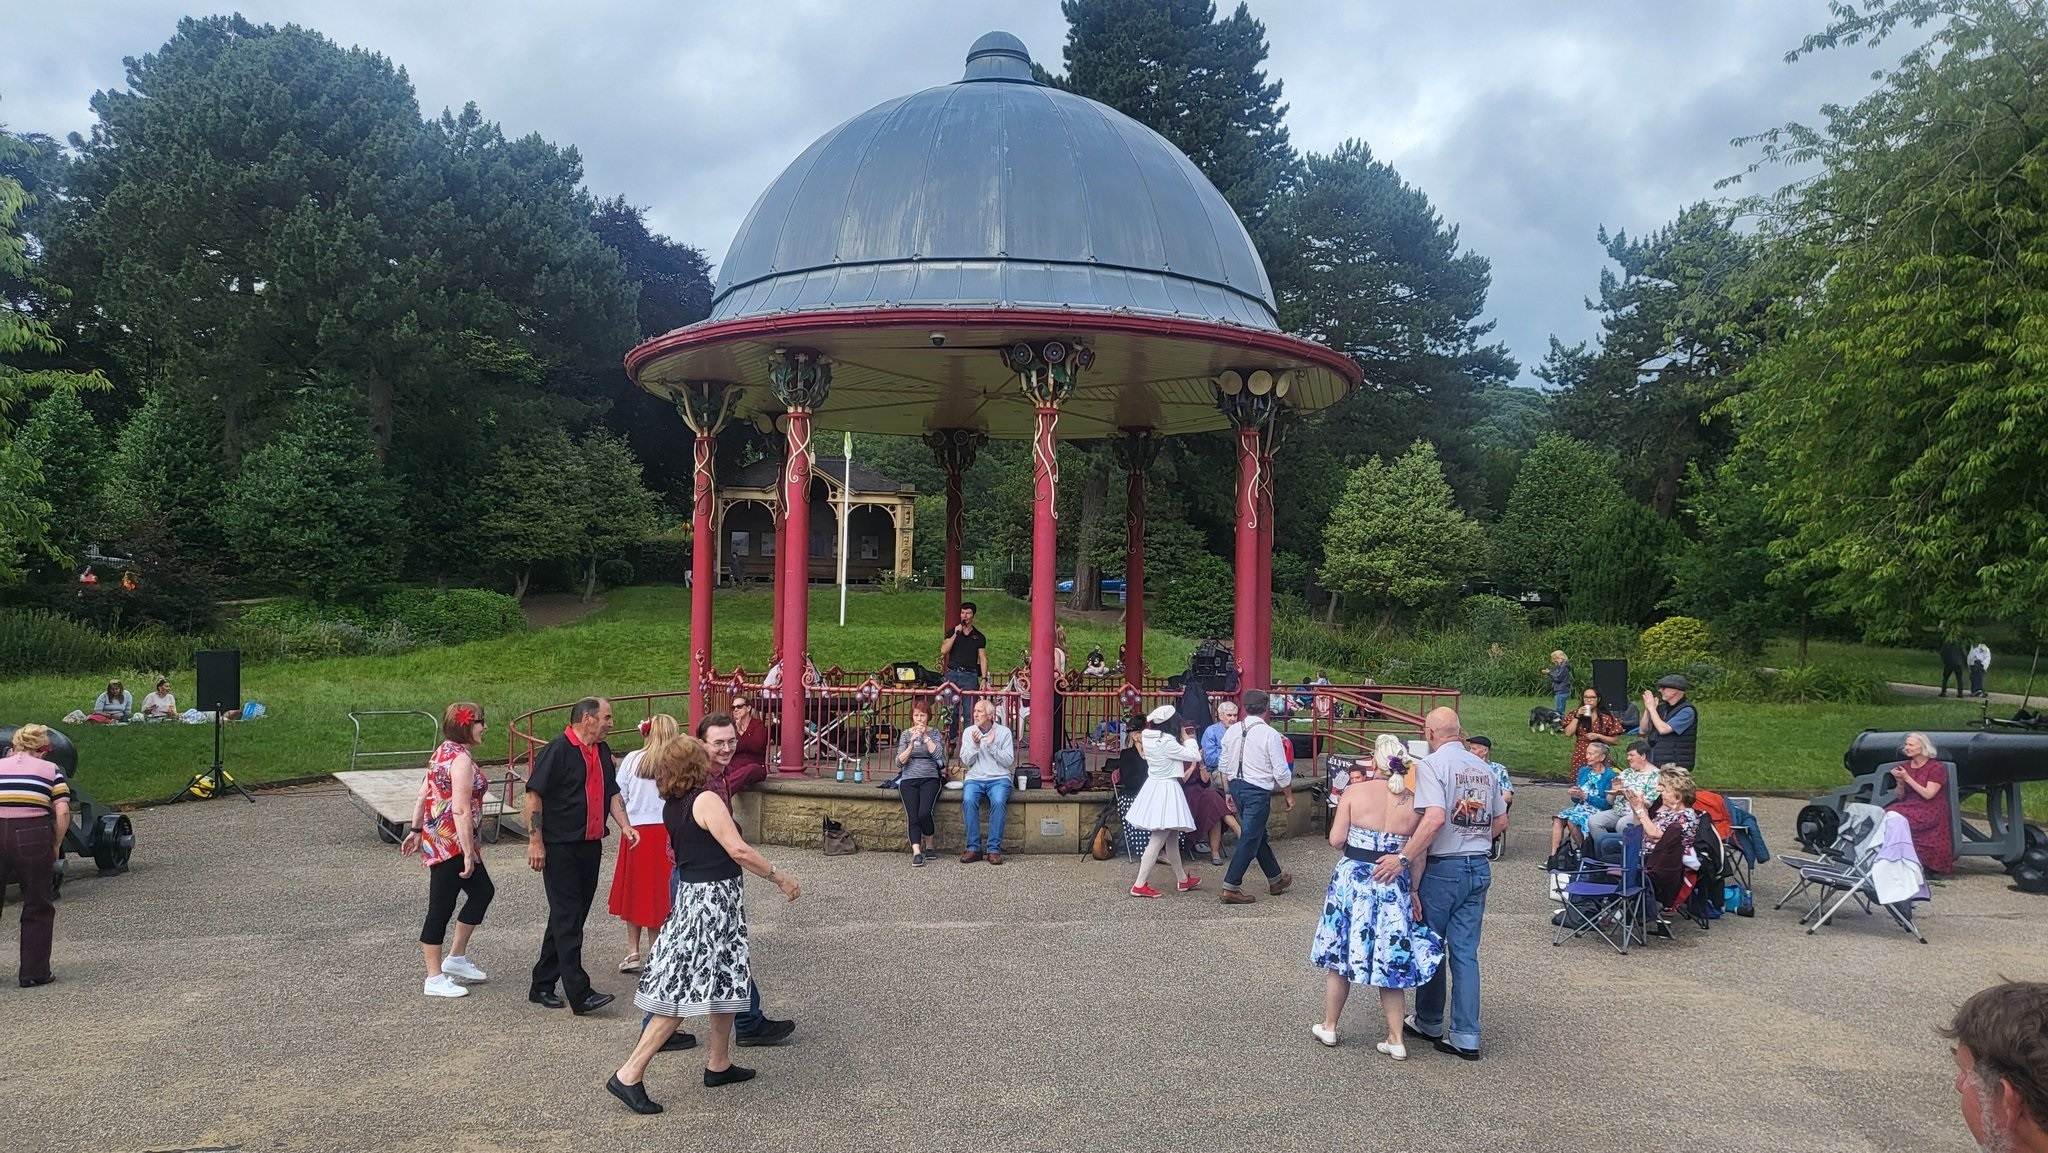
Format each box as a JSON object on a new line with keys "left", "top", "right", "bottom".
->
{"left": 402, "top": 701, "right": 497, "bottom": 998}
{"left": 610, "top": 714, "right": 680, "bottom": 971}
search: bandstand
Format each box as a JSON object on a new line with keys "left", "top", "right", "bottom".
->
{"left": 625, "top": 32, "right": 1364, "bottom": 779}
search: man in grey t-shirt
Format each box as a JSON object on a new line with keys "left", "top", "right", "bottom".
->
{"left": 1374, "top": 705, "right": 1505, "bottom": 1059}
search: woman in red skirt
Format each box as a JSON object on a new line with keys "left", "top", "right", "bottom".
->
{"left": 610, "top": 714, "right": 678, "bottom": 972}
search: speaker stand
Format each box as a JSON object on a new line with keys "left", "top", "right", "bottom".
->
{"left": 180, "top": 711, "right": 255, "bottom": 804}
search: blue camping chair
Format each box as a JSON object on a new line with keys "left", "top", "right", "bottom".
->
{"left": 1553, "top": 823, "right": 1649, "bottom": 954}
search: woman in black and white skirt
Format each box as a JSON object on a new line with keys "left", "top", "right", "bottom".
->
{"left": 606, "top": 734, "right": 800, "bottom": 1114}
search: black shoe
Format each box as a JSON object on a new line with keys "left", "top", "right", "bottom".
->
{"left": 1401, "top": 1018, "right": 1441, "bottom": 1043}
{"left": 703, "top": 1064, "right": 757, "bottom": 1087}
{"left": 1432, "top": 1038, "right": 1482, "bottom": 1061}
{"left": 1650, "top": 922, "right": 1675, "bottom": 940}
{"left": 529, "top": 988, "right": 565, "bottom": 1009}
{"left": 659, "top": 1031, "right": 698, "bottom": 1052}
{"left": 19, "top": 975, "right": 54, "bottom": 988}
{"left": 734, "top": 1017, "right": 795, "bottom": 1047}
{"left": 606, "top": 1074, "right": 663, "bottom": 1114}
{"left": 570, "top": 991, "right": 616, "bottom": 1015}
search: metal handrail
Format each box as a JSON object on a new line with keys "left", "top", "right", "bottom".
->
{"left": 347, "top": 710, "right": 442, "bottom": 773}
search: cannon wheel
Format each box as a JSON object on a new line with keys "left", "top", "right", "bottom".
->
{"left": 2007, "top": 823, "right": 2048, "bottom": 874}
{"left": 92, "top": 813, "right": 134, "bottom": 875}
{"left": 50, "top": 855, "right": 67, "bottom": 900}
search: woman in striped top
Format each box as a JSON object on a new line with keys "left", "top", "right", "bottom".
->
{"left": 1, "top": 723, "right": 71, "bottom": 987}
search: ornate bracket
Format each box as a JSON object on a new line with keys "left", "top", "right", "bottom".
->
{"left": 1109, "top": 427, "right": 1162, "bottom": 474}
{"left": 1006, "top": 340, "right": 1093, "bottom": 408}
{"left": 923, "top": 427, "right": 989, "bottom": 473}
{"left": 768, "top": 347, "right": 833, "bottom": 411}
{"left": 673, "top": 380, "right": 741, "bottom": 436}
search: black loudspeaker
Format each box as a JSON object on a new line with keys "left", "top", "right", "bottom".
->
{"left": 195, "top": 649, "right": 241, "bottom": 712}
{"left": 1592, "top": 658, "right": 1629, "bottom": 709}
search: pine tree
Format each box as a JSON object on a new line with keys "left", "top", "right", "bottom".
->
{"left": 1320, "top": 442, "right": 1486, "bottom": 628}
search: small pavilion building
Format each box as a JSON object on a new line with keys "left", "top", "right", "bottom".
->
{"left": 715, "top": 457, "right": 916, "bottom": 585}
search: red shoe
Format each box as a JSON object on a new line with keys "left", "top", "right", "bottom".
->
{"left": 1177, "top": 875, "right": 1202, "bottom": 892}
{"left": 1130, "top": 884, "right": 1162, "bottom": 898}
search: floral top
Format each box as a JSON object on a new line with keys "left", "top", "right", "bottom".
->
{"left": 1612, "top": 764, "right": 1661, "bottom": 810}
{"left": 419, "top": 740, "right": 488, "bottom": 867}
{"left": 1647, "top": 804, "right": 1699, "bottom": 856}
{"left": 1574, "top": 765, "right": 1618, "bottom": 811}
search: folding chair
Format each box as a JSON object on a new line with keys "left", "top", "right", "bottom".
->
{"left": 1553, "top": 823, "right": 1649, "bottom": 954}
{"left": 1800, "top": 810, "right": 1929, "bottom": 943}
{"left": 1776, "top": 803, "right": 1880, "bottom": 914}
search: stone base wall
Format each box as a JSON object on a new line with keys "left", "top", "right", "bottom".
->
{"left": 733, "top": 778, "right": 1323, "bottom": 855}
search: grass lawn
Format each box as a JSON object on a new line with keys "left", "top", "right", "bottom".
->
{"left": 1763, "top": 636, "right": 2048, "bottom": 700}
{"left": 9, "top": 584, "right": 2043, "bottom": 815}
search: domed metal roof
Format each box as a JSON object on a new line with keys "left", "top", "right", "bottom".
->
{"left": 708, "top": 33, "right": 1278, "bottom": 330}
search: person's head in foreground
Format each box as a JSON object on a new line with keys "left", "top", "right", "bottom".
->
{"left": 1945, "top": 981, "right": 2048, "bottom": 1152}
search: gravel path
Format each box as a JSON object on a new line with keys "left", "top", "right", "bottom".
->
{"left": 3, "top": 783, "right": 2039, "bottom": 1152}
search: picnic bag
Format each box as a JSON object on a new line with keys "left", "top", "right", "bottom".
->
{"left": 820, "top": 816, "right": 858, "bottom": 856}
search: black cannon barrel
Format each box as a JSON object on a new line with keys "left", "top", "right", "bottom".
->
{"left": 1845, "top": 730, "right": 2048, "bottom": 789}
{"left": 0, "top": 724, "right": 78, "bottom": 780}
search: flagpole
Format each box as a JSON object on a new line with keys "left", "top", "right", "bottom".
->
{"left": 838, "top": 432, "right": 852, "bottom": 627}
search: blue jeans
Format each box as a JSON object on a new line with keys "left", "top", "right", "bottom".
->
{"left": 1412, "top": 855, "right": 1491, "bottom": 1051}
{"left": 961, "top": 776, "right": 1011, "bottom": 852}
{"left": 644, "top": 865, "right": 765, "bottom": 1033}
{"left": 1553, "top": 691, "right": 1569, "bottom": 716}
{"left": 1223, "top": 779, "right": 1282, "bottom": 889}
{"left": 942, "top": 669, "right": 980, "bottom": 745}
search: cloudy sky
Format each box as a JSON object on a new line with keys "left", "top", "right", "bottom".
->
{"left": 5, "top": 1, "right": 1913, "bottom": 385}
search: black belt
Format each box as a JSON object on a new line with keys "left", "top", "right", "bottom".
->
{"left": 1344, "top": 846, "right": 1393, "bottom": 863}
{"left": 1426, "top": 853, "right": 1486, "bottom": 863}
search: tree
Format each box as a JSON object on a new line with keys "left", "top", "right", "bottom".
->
{"left": 1055, "top": 0, "right": 1297, "bottom": 233}
{"left": 1570, "top": 499, "right": 1674, "bottom": 627}
{"left": 218, "top": 390, "right": 404, "bottom": 601}
{"left": 567, "top": 431, "right": 659, "bottom": 603}
{"left": 470, "top": 429, "right": 582, "bottom": 601}
{"left": 1488, "top": 433, "right": 1624, "bottom": 598}
{"left": 1320, "top": 441, "right": 1486, "bottom": 628}
{"left": 1730, "top": 0, "right": 2048, "bottom": 638}
{"left": 16, "top": 388, "right": 106, "bottom": 571}
{"left": 1270, "top": 141, "right": 1517, "bottom": 530}
{"left": 1668, "top": 450, "right": 1833, "bottom": 658}
{"left": 1545, "top": 202, "right": 1762, "bottom": 517}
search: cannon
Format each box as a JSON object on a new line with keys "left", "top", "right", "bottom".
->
{"left": 0, "top": 724, "right": 136, "bottom": 897}
{"left": 1798, "top": 730, "right": 2048, "bottom": 893}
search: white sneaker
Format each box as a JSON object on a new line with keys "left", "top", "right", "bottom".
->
{"left": 423, "top": 974, "right": 468, "bottom": 998}
{"left": 441, "top": 955, "right": 487, "bottom": 982}
{"left": 1377, "top": 1041, "right": 1408, "bottom": 1061}
{"left": 1311, "top": 1023, "right": 1338, "bottom": 1047}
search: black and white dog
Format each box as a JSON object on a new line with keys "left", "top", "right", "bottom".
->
{"left": 1528, "top": 706, "right": 1563, "bottom": 733}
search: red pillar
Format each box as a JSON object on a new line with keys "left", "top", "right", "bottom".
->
{"left": 689, "top": 431, "right": 716, "bottom": 727}
{"left": 1256, "top": 444, "right": 1276, "bottom": 692}
{"left": 1124, "top": 463, "right": 1146, "bottom": 689}
{"left": 778, "top": 412, "right": 814, "bottom": 775}
{"left": 1233, "top": 426, "right": 1260, "bottom": 696}
{"left": 943, "top": 464, "right": 964, "bottom": 627}
{"left": 1028, "top": 405, "right": 1060, "bottom": 781}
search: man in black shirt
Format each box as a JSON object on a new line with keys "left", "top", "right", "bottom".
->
{"left": 525, "top": 696, "right": 639, "bottom": 1015}
{"left": 1940, "top": 639, "right": 1968, "bottom": 697}
{"left": 938, "top": 601, "right": 989, "bottom": 746}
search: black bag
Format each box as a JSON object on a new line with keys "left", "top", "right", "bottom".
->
{"left": 1053, "top": 748, "right": 1089, "bottom": 795}
{"left": 1545, "top": 838, "right": 1583, "bottom": 875}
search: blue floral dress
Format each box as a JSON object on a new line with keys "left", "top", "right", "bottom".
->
{"left": 1311, "top": 827, "right": 1445, "bottom": 989}
{"left": 1556, "top": 765, "right": 1618, "bottom": 836}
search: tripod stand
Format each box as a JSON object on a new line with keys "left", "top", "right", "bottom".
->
{"left": 181, "top": 709, "right": 255, "bottom": 803}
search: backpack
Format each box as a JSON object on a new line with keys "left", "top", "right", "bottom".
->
{"left": 1053, "top": 748, "right": 1089, "bottom": 795}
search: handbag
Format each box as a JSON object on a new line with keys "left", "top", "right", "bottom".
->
{"left": 1090, "top": 823, "right": 1116, "bottom": 860}
{"left": 820, "top": 816, "right": 858, "bottom": 856}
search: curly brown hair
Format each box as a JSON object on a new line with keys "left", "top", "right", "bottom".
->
{"left": 647, "top": 733, "right": 712, "bottom": 799}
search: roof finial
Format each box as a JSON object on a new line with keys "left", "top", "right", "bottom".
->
{"left": 963, "top": 31, "right": 1036, "bottom": 83}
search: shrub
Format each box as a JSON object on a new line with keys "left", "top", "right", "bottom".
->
{"left": 1153, "top": 552, "right": 1234, "bottom": 638}
{"left": 597, "top": 559, "right": 635, "bottom": 589}
{"left": 1462, "top": 594, "right": 1528, "bottom": 646}
{"left": 1000, "top": 569, "right": 1032, "bottom": 600}
{"left": 375, "top": 588, "right": 525, "bottom": 646}
{"left": 1638, "top": 616, "right": 1713, "bottom": 672}
{"left": 634, "top": 529, "right": 691, "bottom": 584}
{"left": 1764, "top": 663, "right": 1890, "bottom": 705}
{"left": 0, "top": 610, "right": 212, "bottom": 678}
{"left": 1538, "top": 622, "right": 1638, "bottom": 665}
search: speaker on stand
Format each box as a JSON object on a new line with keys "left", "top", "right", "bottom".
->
{"left": 1592, "top": 659, "right": 1630, "bottom": 715}
{"left": 182, "top": 649, "right": 254, "bottom": 803}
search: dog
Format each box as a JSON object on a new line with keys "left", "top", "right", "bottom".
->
{"left": 1528, "top": 706, "right": 1563, "bottom": 733}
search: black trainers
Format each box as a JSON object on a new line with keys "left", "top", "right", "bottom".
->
{"left": 735, "top": 1017, "right": 795, "bottom": 1047}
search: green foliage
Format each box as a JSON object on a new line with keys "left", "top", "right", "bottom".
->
{"left": 1153, "top": 551, "right": 1235, "bottom": 638}
{"left": 101, "top": 389, "right": 232, "bottom": 559}
{"left": 1489, "top": 433, "right": 1623, "bottom": 594}
{"left": 373, "top": 588, "right": 525, "bottom": 646}
{"left": 570, "top": 431, "right": 660, "bottom": 600}
{"left": 219, "top": 391, "right": 405, "bottom": 601}
{"left": 230, "top": 587, "right": 523, "bottom": 659}
{"left": 1461, "top": 594, "right": 1529, "bottom": 646}
{"left": 1320, "top": 442, "right": 1487, "bottom": 625}
{"left": 1570, "top": 499, "right": 1674, "bottom": 626}
{"left": 1638, "top": 616, "right": 1714, "bottom": 671}
{"left": 1729, "top": 0, "right": 2048, "bottom": 639}
{"left": 0, "top": 608, "right": 204, "bottom": 677}
{"left": 1698, "top": 663, "right": 1889, "bottom": 706}
{"left": 999, "top": 569, "right": 1033, "bottom": 600}
{"left": 16, "top": 389, "right": 105, "bottom": 568}
{"left": 471, "top": 428, "right": 582, "bottom": 597}
{"left": 597, "top": 559, "right": 635, "bottom": 588}
{"left": 1538, "top": 622, "right": 1639, "bottom": 667}
{"left": 633, "top": 528, "right": 691, "bottom": 585}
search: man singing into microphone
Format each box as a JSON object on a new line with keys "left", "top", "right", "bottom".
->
{"left": 938, "top": 601, "right": 990, "bottom": 748}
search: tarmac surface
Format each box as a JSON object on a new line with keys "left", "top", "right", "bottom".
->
{"left": 4, "top": 782, "right": 2045, "bottom": 1153}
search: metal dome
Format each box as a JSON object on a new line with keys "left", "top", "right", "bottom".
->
{"left": 708, "top": 32, "right": 1279, "bottom": 330}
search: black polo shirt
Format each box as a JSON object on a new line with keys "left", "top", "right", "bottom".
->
{"left": 526, "top": 732, "right": 620, "bottom": 845}
{"left": 945, "top": 626, "right": 987, "bottom": 674}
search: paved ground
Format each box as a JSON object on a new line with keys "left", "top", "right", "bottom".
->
{"left": 4, "top": 782, "right": 2044, "bottom": 1153}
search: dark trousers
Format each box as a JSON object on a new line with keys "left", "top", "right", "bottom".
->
{"left": 1223, "top": 779, "right": 1282, "bottom": 889}
{"left": 900, "top": 778, "right": 942, "bottom": 843}
{"left": 1971, "top": 663, "right": 1987, "bottom": 696}
{"left": 941, "top": 670, "right": 980, "bottom": 746}
{"left": 1941, "top": 663, "right": 1966, "bottom": 696}
{"left": 0, "top": 815, "right": 57, "bottom": 982}
{"left": 420, "top": 855, "right": 496, "bottom": 945}
{"left": 644, "top": 865, "right": 767, "bottom": 1033}
{"left": 531, "top": 839, "right": 601, "bottom": 1000}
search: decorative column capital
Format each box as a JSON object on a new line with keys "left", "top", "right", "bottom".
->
{"left": 1109, "top": 427, "right": 1161, "bottom": 473}
{"left": 1214, "top": 368, "right": 1299, "bottom": 430}
{"left": 673, "top": 380, "right": 741, "bottom": 435}
{"left": 923, "top": 427, "right": 989, "bottom": 473}
{"left": 1005, "top": 340, "right": 1093, "bottom": 407}
{"left": 767, "top": 348, "right": 832, "bottom": 411}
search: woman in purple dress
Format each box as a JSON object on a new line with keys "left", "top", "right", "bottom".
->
{"left": 1883, "top": 732, "right": 1956, "bottom": 874}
